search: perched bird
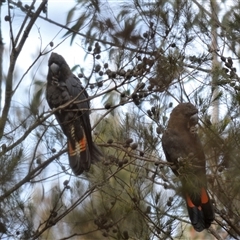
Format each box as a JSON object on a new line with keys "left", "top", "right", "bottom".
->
{"left": 162, "top": 103, "right": 214, "bottom": 232}
{"left": 46, "top": 52, "right": 102, "bottom": 175}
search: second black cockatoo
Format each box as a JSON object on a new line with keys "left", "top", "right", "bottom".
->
{"left": 162, "top": 103, "right": 214, "bottom": 232}
{"left": 46, "top": 52, "right": 102, "bottom": 175}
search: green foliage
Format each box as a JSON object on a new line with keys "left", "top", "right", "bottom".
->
{"left": 29, "top": 80, "right": 45, "bottom": 116}
{"left": 1, "top": 0, "right": 240, "bottom": 239}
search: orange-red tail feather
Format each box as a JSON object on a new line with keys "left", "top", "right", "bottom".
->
{"left": 67, "top": 135, "right": 91, "bottom": 175}
{"left": 186, "top": 188, "right": 214, "bottom": 232}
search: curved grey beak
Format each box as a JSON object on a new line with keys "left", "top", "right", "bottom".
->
{"left": 50, "top": 63, "right": 60, "bottom": 75}
{"left": 189, "top": 113, "right": 198, "bottom": 126}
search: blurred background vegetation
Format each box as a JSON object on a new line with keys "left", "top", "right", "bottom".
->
{"left": 0, "top": 0, "right": 240, "bottom": 239}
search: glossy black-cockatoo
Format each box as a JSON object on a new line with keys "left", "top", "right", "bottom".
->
{"left": 162, "top": 103, "right": 214, "bottom": 232}
{"left": 46, "top": 52, "right": 102, "bottom": 175}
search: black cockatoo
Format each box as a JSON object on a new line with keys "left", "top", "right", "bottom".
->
{"left": 46, "top": 52, "right": 102, "bottom": 175}
{"left": 162, "top": 103, "right": 214, "bottom": 232}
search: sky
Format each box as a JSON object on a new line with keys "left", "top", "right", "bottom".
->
{"left": 1, "top": 0, "right": 104, "bottom": 116}
{"left": 1, "top": 0, "right": 94, "bottom": 179}
{"left": 1, "top": 0, "right": 124, "bottom": 178}
{"left": 2, "top": 0, "right": 124, "bottom": 74}
{"left": 1, "top": 0, "right": 236, "bottom": 124}
{"left": 1, "top": 0, "right": 126, "bottom": 110}
{"left": 1, "top": 0, "right": 236, "bottom": 95}
{"left": 2, "top": 0, "right": 79, "bottom": 74}
{"left": 1, "top": 1, "right": 237, "bottom": 237}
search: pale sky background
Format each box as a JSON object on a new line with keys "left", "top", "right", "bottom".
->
{"left": 1, "top": 0, "right": 124, "bottom": 180}
{"left": 1, "top": 0, "right": 81, "bottom": 113}
{"left": 1, "top": 1, "right": 97, "bottom": 180}
{"left": 1, "top": 0, "right": 236, "bottom": 137}
{"left": 2, "top": 0, "right": 123, "bottom": 74}
{"left": 1, "top": 0, "right": 125, "bottom": 110}
{"left": 2, "top": 0, "right": 80, "bottom": 77}
{"left": 0, "top": 1, "right": 237, "bottom": 237}
{"left": 1, "top": 0, "right": 234, "bottom": 103}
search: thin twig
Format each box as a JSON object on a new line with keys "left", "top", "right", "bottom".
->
{"left": 0, "top": 0, "right": 48, "bottom": 139}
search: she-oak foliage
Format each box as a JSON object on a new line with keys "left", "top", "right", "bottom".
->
{"left": 0, "top": 0, "right": 240, "bottom": 239}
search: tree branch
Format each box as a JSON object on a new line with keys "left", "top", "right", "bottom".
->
{"left": 8, "top": 0, "right": 155, "bottom": 56}
{"left": 0, "top": 148, "right": 66, "bottom": 202}
{"left": 0, "top": 0, "right": 48, "bottom": 139}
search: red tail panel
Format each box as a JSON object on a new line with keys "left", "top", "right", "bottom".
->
{"left": 201, "top": 188, "right": 209, "bottom": 204}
